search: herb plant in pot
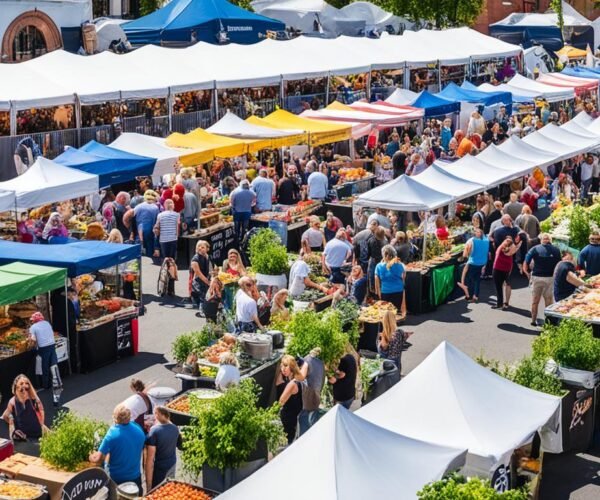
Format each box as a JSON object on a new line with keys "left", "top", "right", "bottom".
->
{"left": 248, "top": 228, "right": 289, "bottom": 289}
{"left": 181, "top": 379, "right": 285, "bottom": 492}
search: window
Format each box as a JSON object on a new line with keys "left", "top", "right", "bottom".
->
{"left": 12, "top": 25, "right": 47, "bottom": 62}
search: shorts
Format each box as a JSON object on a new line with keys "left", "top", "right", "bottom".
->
{"left": 531, "top": 276, "right": 553, "bottom": 303}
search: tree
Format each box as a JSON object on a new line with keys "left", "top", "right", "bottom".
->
{"left": 549, "top": 0, "right": 564, "bottom": 31}
{"left": 373, "top": 0, "right": 485, "bottom": 28}
{"left": 139, "top": 0, "right": 161, "bottom": 16}
{"left": 228, "top": 0, "right": 255, "bottom": 11}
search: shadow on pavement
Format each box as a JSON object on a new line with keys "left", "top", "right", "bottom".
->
{"left": 540, "top": 447, "right": 600, "bottom": 499}
{"left": 496, "top": 322, "right": 540, "bottom": 336}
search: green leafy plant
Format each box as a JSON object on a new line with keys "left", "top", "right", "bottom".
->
{"left": 360, "top": 357, "right": 384, "bottom": 398}
{"left": 286, "top": 309, "right": 348, "bottom": 367}
{"left": 172, "top": 325, "right": 219, "bottom": 363}
{"left": 181, "top": 379, "right": 285, "bottom": 474}
{"left": 418, "top": 473, "right": 528, "bottom": 499}
{"left": 249, "top": 228, "right": 289, "bottom": 275}
{"left": 568, "top": 204, "right": 591, "bottom": 250}
{"left": 335, "top": 299, "right": 361, "bottom": 348}
{"left": 532, "top": 319, "right": 600, "bottom": 372}
{"left": 40, "top": 412, "right": 109, "bottom": 472}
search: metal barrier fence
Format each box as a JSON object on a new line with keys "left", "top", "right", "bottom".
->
{"left": 79, "top": 124, "right": 116, "bottom": 145}
{"left": 121, "top": 115, "right": 170, "bottom": 137}
{"left": 370, "top": 86, "right": 397, "bottom": 101}
{"left": 171, "top": 109, "right": 215, "bottom": 133}
{"left": 333, "top": 90, "right": 367, "bottom": 105}
{"left": 217, "top": 98, "right": 279, "bottom": 120}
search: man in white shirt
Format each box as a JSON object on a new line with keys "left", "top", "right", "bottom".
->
{"left": 29, "top": 312, "right": 58, "bottom": 389}
{"left": 322, "top": 230, "right": 352, "bottom": 284}
{"left": 307, "top": 163, "right": 329, "bottom": 200}
{"left": 580, "top": 155, "right": 594, "bottom": 201}
{"left": 235, "top": 277, "right": 264, "bottom": 333}
{"left": 289, "top": 255, "right": 327, "bottom": 298}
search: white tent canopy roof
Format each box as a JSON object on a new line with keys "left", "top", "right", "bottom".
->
{"left": 340, "top": 2, "right": 407, "bottom": 32}
{"left": 471, "top": 143, "right": 542, "bottom": 177}
{"left": 207, "top": 111, "right": 304, "bottom": 138}
{"left": 0, "top": 157, "right": 99, "bottom": 210}
{"left": 477, "top": 82, "right": 540, "bottom": 100}
{"left": 493, "top": 135, "right": 557, "bottom": 165}
{"left": 0, "top": 189, "right": 17, "bottom": 213}
{"left": 506, "top": 74, "right": 575, "bottom": 102}
{"left": 435, "top": 156, "right": 519, "bottom": 188}
{"left": 219, "top": 405, "right": 467, "bottom": 500}
{"left": 409, "top": 164, "right": 485, "bottom": 198}
{"left": 0, "top": 28, "right": 521, "bottom": 111}
{"left": 385, "top": 88, "right": 419, "bottom": 106}
{"left": 523, "top": 123, "right": 597, "bottom": 160}
{"left": 357, "top": 341, "right": 561, "bottom": 473}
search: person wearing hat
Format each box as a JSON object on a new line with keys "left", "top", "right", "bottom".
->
{"left": 134, "top": 190, "right": 160, "bottom": 257}
{"left": 578, "top": 232, "right": 600, "bottom": 277}
{"left": 230, "top": 179, "right": 256, "bottom": 240}
{"left": 251, "top": 168, "right": 275, "bottom": 212}
{"left": 29, "top": 312, "right": 57, "bottom": 390}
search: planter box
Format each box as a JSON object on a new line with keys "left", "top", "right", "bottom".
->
{"left": 202, "top": 441, "right": 268, "bottom": 493}
{"left": 559, "top": 382, "right": 596, "bottom": 454}
{"left": 557, "top": 366, "right": 600, "bottom": 390}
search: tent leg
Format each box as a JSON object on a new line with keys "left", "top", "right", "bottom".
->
{"left": 366, "top": 71, "right": 371, "bottom": 101}
{"left": 138, "top": 257, "right": 143, "bottom": 312}
{"left": 437, "top": 60, "right": 442, "bottom": 91}
{"left": 422, "top": 213, "right": 428, "bottom": 263}
{"left": 212, "top": 83, "right": 219, "bottom": 122}
{"left": 9, "top": 102, "right": 16, "bottom": 136}
{"left": 64, "top": 282, "right": 72, "bottom": 376}
{"left": 168, "top": 90, "right": 174, "bottom": 133}
{"left": 403, "top": 63, "right": 409, "bottom": 90}
{"left": 279, "top": 78, "right": 285, "bottom": 109}
{"left": 75, "top": 96, "right": 82, "bottom": 147}
{"left": 325, "top": 74, "right": 330, "bottom": 105}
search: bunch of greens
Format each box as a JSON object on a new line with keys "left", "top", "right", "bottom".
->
{"left": 360, "top": 357, "right": 384, "bottom": 398}
{"left": 286, "top": 309, "right": 348, "bottom": 367}
{"left": 40, "top": 412, "right": 109, "bottom": 471}
{"left": 335, "top": 299, "right": 361, "bottom": 348}
{"left": 418, "top": 474, "right": 528, "bottom": 499}
{"left": 568, "top": 204, "right": 591, "bottom": 250}
{"left": 532, "top": 319, "right": 600, "bottom": 372}
{"left": 181, "top": 379, "right": 285, "bottom": 473}
{"left": 171, "top": 325, "right": 219, "bottom": 364}
{"left": 295, "top": 289, "right": 325, "bottom": 302}
{"left": 248, "top": 228, "right": 289, "bottom": 275}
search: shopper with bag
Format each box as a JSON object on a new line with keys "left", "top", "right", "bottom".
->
{"left": 29, "top": 312, "right": 58, "bottom": 390}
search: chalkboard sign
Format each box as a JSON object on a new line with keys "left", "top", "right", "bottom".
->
{"left": 116, "top": 315, "right": 134, "bottom": 353}
{"left": 208, "top": 225, "right": 237, "bottom": 265}
{"left": 61, "top": 467, "right": 115, "bottom": 500}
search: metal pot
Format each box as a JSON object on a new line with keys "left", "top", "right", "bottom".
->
{"left": 267, "top": 330, "right": 284, "bottom": 349}
{"left": 238, "top": 332, "right": 273, "bottom": 360}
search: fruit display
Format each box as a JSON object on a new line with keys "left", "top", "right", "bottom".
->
{"left": 0, "top": 303, "right": 37, "bottom": 359}
{"left": 252, "top": 200, "right": 321, "bottom": 223}
{"left": 166, "top": 389, "right": 223, "bottom": 415}
{"left": 547, "top": 290, "right": 600, "bottom": 322}
{"left": 359, "top": 301, "right": 397, "bottom": 323}
{"left": 0, "top": 479, "right": 45, "bottom": 499}
{"left": 145, "top": 481, "right": 213, "bottom": 499}
{"left": 217, "top": 271, "right": 239, "bottom": 285}
{"left": 338, "top": 167, "right": 370, "bottom": 182}
{"left": 201, "top": 339, "right": 233, "bottom": 364}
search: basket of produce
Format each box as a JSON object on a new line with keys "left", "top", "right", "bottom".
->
{"left": 145, "top": 479, "right": 215, "bottom": 499}
{"left": 165, "top": 389, "right": 223, "bottom": 426}
{"left": 359, "top": 301, "right": 397, "bottom": 323}
{"left": 200, "top": 212, "right": 220, "bottom": 228}
{"left": 0, "top": 479, "right": 47, "bottom": 499}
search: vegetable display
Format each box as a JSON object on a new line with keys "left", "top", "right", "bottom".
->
{"left": 171, "top": 326, "right": 219, "bottom": 364}
{"left": 181, "top": 379, "right": 284, "bottom": 474}
{"left": 145, "top": 481, "right": 213, "bottom": 499}
{"left": 248, "top": 228, "right": 289, "bottom": 275}
{"left": 418, "top": 474, "right": 528, "bottom": 499}
{"left": 0, "top": 480, "right": 45, "bottom": 500}
{"left": 40, "top": 412, "right": 109, "bottom": 472}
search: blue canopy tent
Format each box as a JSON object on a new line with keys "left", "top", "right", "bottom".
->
{"left": 123, "top": 0, "right": 285, "bottom": 45}
{"left": 0, "top": 240, "right": 141, "bottom": 277}
{"left": 55, "top": 141, "right": 155, "bottom": 188}
{"left": 438, "top": 82, "right": 512, "bottom": 115}
{"left": 461, "top": 81, "right": 533, "bottom": 104}
{"left": 411, "top": 91, "right": 460, "bottom": 118}
{"left": 562, "top": 66, "right": 600, "bottom": 80}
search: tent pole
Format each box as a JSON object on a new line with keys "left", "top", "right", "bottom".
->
{"left": 138, "top": 257, "right": 143, "bottom": 312}
{"left": 403, "top": 63, "right": 409, "bottom": 90}
{"left": 75, "top": 96, "right": 82, "bottom": 148}
{"left": 366, "top": 70, "right": 371, "bottom": 101}
{"left": 212, "top": 81, "right": 219, "bottom": 123}
{"left": 437, "top": 60, "right": 442, "bottom": 91}
{"left": 422, "top": 212, "right": 428, "bottom": 263}
{"left": 64, "top": 281, "right": 72, "bottom": 375}
{"left": 9, "top": 102, "right": 16, "bottom": 136}
{"left": 167, "top": 88, "right": 174, "bottom": 133}
{"left": 325, "top": 74, "right": 330, "bottom": 105}
{"left": 279, "top": 77, "right": 285, "bottom": 110}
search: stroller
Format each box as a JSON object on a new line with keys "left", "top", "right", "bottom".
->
{"left": 157, "top": 257, "right": 178, "bottom": 297}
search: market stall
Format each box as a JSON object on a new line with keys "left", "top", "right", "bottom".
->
{"left": 0, "top": 240, "right": 142, "bottom": 373}
{"left": 176, "top": 221, "right": 237, "bottom": 270}
{"left": 0, "top": 262, "right": 69, "bottom": 400}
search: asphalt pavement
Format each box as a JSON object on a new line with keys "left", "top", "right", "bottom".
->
{"left": 1, "top": 257, "right": 599, "bottom": 498}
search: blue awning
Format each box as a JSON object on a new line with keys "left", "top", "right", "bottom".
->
{"left": 461, "top": 81, "right": 533, "bottom": 104}
{"left": 438, "top": 82, "right": 512, "bottom": 114}
{"left": 0, "top": 240, "right": 141, "bottom": 277}
{"left": 411, "top": 91, "right": 460, "bottom": 118}
{"left": 123, "top": 0, "right": 284, "bottom": 45}
{"left": 562, "top": 66, "right": 600, "bottom": 80}
{"left": 55, "top": 141, "right": 155, "bottom": 187}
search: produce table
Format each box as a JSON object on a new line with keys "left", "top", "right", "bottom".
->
{"left": 324, "top": 201, "right": 354, "bottom": 227}
{"left": 176, "top": 223, "right": 237, "bottom": 269}
{"left": 333, "top": 175, "right": 375, "bottom": 199}
{"left": 0, "top": 349, "right": 36, "bottom": 400}
{"left": 544, "top": 302, "right": 600, "bottom": 338}
{"left": 250, "top": 218, "right": 307, "bottom": 252}
{"left": 404, "top": 255, "right": 460, "bottom": 314}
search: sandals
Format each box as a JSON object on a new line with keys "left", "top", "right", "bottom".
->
{"left": 502, "top": 303, "right": 509, "bottom": 310}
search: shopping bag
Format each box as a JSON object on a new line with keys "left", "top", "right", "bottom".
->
{"left": 35, "top": 355, "right": 42, "bottom": 375}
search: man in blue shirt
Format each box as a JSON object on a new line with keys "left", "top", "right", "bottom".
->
{"left": 322, "top": 230, "right": 352, "bottom": 284}
{"left": 133, "top": 190, "right": 159, "bottom": 257}
{"left": 578, "top": 233, "right": 600, "bottom": 277}
{"left": 90, "top": 404, "right": 145, "bottom": 492}
{"left": 307, "top": 163, "right": 329, "bottom": 201}
{"left": 230, "top": 180, "right": 256, "bottom": 240}
{"left": 251, "top": 168, "right": 275, "bottom": 211}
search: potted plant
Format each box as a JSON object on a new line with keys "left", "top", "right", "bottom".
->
{"left": 181, "top": 379, "right": 285, "bottom": 493}
{"left": 171, "top": 325, "right": 219, "bottom": 366}
{"left": 40, "top": 412, "right": 108, "bottom": 472}
{"left": 417, "top": 473, "right": 528, "bottom": 499}
{"left": 248, "top": 228, "right": 289, "bottom": 289}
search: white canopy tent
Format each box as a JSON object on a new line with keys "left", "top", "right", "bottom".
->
{"left": 477, "top": 82, "right": 540, "bottom": 101}
{"left": 357, "top": 341, "right": 562, "bottom": 475}
{"left": 385, "top": 88, "right": 419, "bottom": 106}
{"left": 506, "top": 74, "right": 575, "bottom": 102}
{"left": 207, "top": 111, "right": 304, "bottom": 138}
{"left": 408, "top": 164, "right": 485, "bottom": 199}
{"left": 0, "top": 189, "right": 17, "bottom": 213}
{"left": 219, "top": 405, "right": 467, "bottom": 500}
{"left": 340, "top": 2, "right": 409, "bottom": 33}
{"left": 348, "top": 101, "right": 424, "bottom": 119}
{"left": 435, "top": 156, "right": 520, "bottom": 189}
{"left": 300, "top": 107, "right": 418, "bottom": 129}
{"left": 0, "top": 158, "right": 99, "bottom": 210}
{"left": 523, "top": 123, "right": 598, "bottom": 160}
{"left": 489, "top": 136, "right": 557, "bottom": 168}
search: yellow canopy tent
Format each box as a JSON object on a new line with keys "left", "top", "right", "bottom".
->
{"left": 247, "top": 109, "right": 352, "bottom": 147}
{"left": 325, "top": 101, "right": 354, "bottom": 111}
{"left": 555, "top": 45, "right": 587, "bottom": 59}
{"left": 165, "top": 128, "right": 254, "bottom": 165}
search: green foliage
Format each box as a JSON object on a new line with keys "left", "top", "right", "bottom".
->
{"left": 375, "top": 0, "right": 485, "bottom": 27}
{"left": 181, "top": 379, "right": 285, "bottom": 473}
{"left": 228, "top": 0, "right": 254, "bottom": 10}
{"left": 568, "top": 205, "right": 591, "bottom": 250}
{"left": 40, "top": 412, "right": 109, "bottom": 471}
{"left": 172, "top": 325, "right": 219, "bottom": 363}
{"left": 418, "top": 473, "right": 528, "bottom": 499}
{"left": 249, "top": 228, "right": 289, "bottom": 275}
{"left": 139, "top": 0, "right": 161, "bottom": 17}
{"left": 360, "top": 357, "right": 384, "bottom": 398}
{"left": 533, "top": 319, "right": 600, "bottom": 372}
{"left": 286, "top": 309, "right": 348, "bottom": 367}
{"left": 549, "top": 0, "right": 564, "bottom": 31}
{"left": 540, "top": 218, "right": 553, "bottom": 233}
{"left": 334, "top": 299, "right": 361, "bottom": 348}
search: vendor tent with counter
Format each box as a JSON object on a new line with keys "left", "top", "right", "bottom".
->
{"left": 55, "top": 141, "right": 155, "bottom": 188}
{"left": 410, "top": 91, "right": 460, "bottom": 118}
{"left": 0, "top": 262, "right": 66, "bottom": 307}
{"left": 357, "top": 341, "right": 562, "bottom": 475}
{"left": 219, "top": 405, "right": 467, "bottom": 500}
{"left": 0, "top": 157, "right": 99, "bottom": 211}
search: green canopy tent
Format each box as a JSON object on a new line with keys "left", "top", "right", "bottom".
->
{"left": 0, "top": 262, "right": 67, "bottom": 306}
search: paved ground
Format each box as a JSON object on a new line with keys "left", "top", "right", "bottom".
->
{"left": 1, "top": 257, "right": 599, "bottom": 498}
